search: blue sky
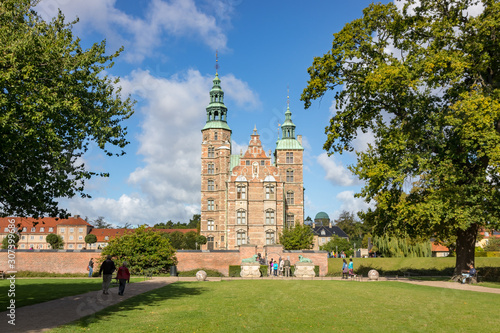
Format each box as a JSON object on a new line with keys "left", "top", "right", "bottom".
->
{"left": 34, "top": 0, "right": 394, "bottom": 227}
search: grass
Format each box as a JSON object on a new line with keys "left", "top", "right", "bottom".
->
{"left": 0, "top": 277, "right": 143, "bottom": 308}
{"left": 51, "top": 280, "right": 500, "bottom": 332}
{"left": 328, "top": 257, "right": 500, "bottom": 280}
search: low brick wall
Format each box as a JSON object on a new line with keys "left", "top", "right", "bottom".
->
{"left": 1, "top": 246, "right": 328, "bottom": 276}
{"left": 0, "top": 250, "right": 98, "bottom": 274}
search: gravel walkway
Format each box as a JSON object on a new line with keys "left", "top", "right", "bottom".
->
{"left": 1, "top": 277, "right": 498, "bottom": 332}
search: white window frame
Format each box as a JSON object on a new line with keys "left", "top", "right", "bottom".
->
{"left": 237, "top": 210, "right": 246, "bottom": 224}
{"left": 265, "top": 210, "right": 275, "bottom": 225}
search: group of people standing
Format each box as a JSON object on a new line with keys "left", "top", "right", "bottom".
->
{"left": 341, "top": 259, "right": 355, "bottom": 279}
{"left": 87, "top": 255, "right": 131, "bottom": 295}
{"left": 268, "top": 257, "right": 291, "bottom": 277}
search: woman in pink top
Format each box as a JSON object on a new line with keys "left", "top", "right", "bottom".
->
{"left": 116, "top": 261, "right": 131, "bottom": 296}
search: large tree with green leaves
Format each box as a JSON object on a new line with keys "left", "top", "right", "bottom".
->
{"left": 279, "top": 223, "right": 314, "bottom": 250}
{"left": 302, "top": 0, "right": 500, "bottom": 275}
{"left": 0, "top": 0, "right": 134, "bottom": 218}
{"left": 46, "top": 233, "right": 64, "bottom": 249}
{"left": 102, "top": 226, "right": 177, "bottom": 274}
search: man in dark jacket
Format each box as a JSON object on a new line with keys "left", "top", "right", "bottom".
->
{"left": 99, "top": 255, "right": 116, "bottom": 294}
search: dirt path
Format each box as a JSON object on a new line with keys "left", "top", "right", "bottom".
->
{"left": 1, "top": 277, "right": 498, "bottom": 332}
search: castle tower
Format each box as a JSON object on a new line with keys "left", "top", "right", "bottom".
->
{"left": 275, "top": 102, "right": 304, "bottom": 229}
{"left": 201, "top": 71, "right": 232, "bottom": 250}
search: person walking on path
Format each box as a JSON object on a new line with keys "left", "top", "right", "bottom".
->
{"left": 99, "top": 255, "right": 116, "bottom": 294}
{"left": 273, "top": 260, "right": 278, "bottom": 276}
{"left": 348, "top": 258, "right": 354, "bottom": 278}
{"left": 279, "top": 258, "right": 284, "bottom": 276}
{"left": 88, "top": 258, "right": 94, "bottom": 277}
{"left": 269, "top": 258, "right": 274, "bottom": 276}
{"left": 342, "top": 259, "right": 348, "bottom": 279}
{"left": 284, "top": 257, "right": 291, "bottom": 277}
{"left": 116, "top": 261, "right": 131, "bottom": 296}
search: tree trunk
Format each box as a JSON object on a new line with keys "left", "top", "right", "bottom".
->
{"left": 454, "top": 223, "right": 479, "bottom": 276}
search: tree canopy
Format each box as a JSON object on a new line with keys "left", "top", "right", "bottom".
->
{"left": 320, "top": 235, "right": 352, "bottom": 256}
{"left": 279, "top": 223, "right": 314, "bottom": 250}
{"left": 0, "top": 0, "right": 134, "bottom": 218}
{"left": 302, "top": 0, "right": 500, "bottom": 274}
{"left": 46, "top": 233, "right": 64, "bottom": 249}
{"left": 102, "top": 226, "right": 177, "bottom": 274}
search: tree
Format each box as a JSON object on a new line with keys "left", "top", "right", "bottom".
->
{"left": 334, "top": 211, "right": 368, "bottom": 244}
{"left": 279, "top": 223, "right": 314, "bottom": 250}
{"left": 484, "top": 237, "right": 500, "bottom": 251}
{"left": 1, "top": 233, "right": 19, "bottom": 249}
{"left": 320, "top": 235, "right": 352, "bottom": 256}
{"left": 162, "top": 231, "right": 184, "bottom": 249}
{"left": 187, "top": 214, "right": 201, "bottom": 229}
{"left": 301, "top": 0, "right": 500, "bottom": 275}
{"left": 92, "top": 217, "right": 113, "bottom": 229}
{"left": 304, "top": 216, "right": 313, "bottom": 225}
{"left": 84, "top": 234, "right": 97, "bottom": 248}
{"left": 46, "top": 233, "right": 64, "bottom": 249}
{"left": 0, "top": 0, "right": 134, "bottom": 219}
{"left": 373, "top": 235, "right": 432, "bottom": 258}
{"left": 102, "top": 226, "right": 176, "bottom": 274}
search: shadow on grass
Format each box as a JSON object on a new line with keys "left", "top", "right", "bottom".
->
{"left": 69, "top": 282, "right": 205, "bottom": 329}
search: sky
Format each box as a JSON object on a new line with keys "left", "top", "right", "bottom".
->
{"left": 33, "top": 0, "right": 397, "bottom": 227}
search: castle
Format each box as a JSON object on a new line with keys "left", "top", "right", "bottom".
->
{"left": 200, "top": 71, "right": 304, "bottom": 249}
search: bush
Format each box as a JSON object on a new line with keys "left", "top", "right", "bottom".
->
{"left": 486, "top": 251, "right": 500, "bottom": 257}
{"left": 177, "top": 269, "right": 223, "bottom": 277}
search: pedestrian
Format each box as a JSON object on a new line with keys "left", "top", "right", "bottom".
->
{"left": 279, "top": 258, "right": 284, "bottom": 276}
{"left": 348, "top": 258, "right": 354, "bottom": 278}
{"left": 88, "top": 258, "right": 94, "bottom": 277}
{"left": 273, "top": 260, "right": 278, "bottom": 276}
{"left": 99, "top": 255, "right": 116, "bottom": 294}
{"left": 116, "top": 261, "right": 131, "bottom": 296}
{"left": 269, "top": 258, "right": 274, "bottom": 276}
{"left": 342, "top": 259, "right": 348, "bottom": 279}
{"left": 284, "top": 257, "right": 291, "bottom": 277}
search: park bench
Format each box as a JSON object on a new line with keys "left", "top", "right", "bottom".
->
{"left": 462, "top": 270, "right": 480, "bottom": 284}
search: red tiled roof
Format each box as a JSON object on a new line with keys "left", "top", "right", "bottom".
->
{"left": 88, "top": 228, "right": 197, "bottom": 242}
{"left": 431, "top": 242, "right": 449, "bottom": 252}
{"left": 0, "top": 216, "right": 91, "bottom": 233}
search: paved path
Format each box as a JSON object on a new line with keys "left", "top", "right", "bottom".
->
{"left": 0, "top": 277, "right": 177, "bottom": 333}
{"left": 1, "top": 277, "right": 498, "bottom": 332}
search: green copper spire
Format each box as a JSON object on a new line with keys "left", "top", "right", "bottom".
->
{"left": 203, "top": 60, "right": 230, "bottom": 131}
{"left": 276, "top": 95, "right": 303, "bottom": 150}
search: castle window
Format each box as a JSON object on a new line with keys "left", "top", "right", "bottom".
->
{"left": 286, "top": 169, "right": 294, "bottom": 182}
{"left": 40, "top": 227, "right": 45, "bottom": 232}
{"left": 237, "top": 231, "right": 246, "bottom": 246}
{"left": 237, "top": 210, "right": 246, "bottom": 224}
{"left": 286, "top": 191, "right": 294, "bottom": 205}
{"left": 208, "top": 220, "right": 214, "bottom": 231}
{"left": 266, "top": 231, "right": 275, "bottom": 245}
{"left": 208, "top": 146, "right": 215, "bottom": 158}
{"left": 265, "top": 210, "right": 275, "bottom": 225}
{"left": 261, "top": 160, "right": 265, "bottom": 166}
{"left": 287, "top": 214, "right": 295, "bottom": 228}
{"left": 207, "top": 236, "right": 214, "bottom": 242}
{"left": 265, "top": 185, "right": 275, "bottom": 200}
{"left": 286, "top": 152, "right": 294, "bottom": 163}
{"left": 245, "top": 160, "right": 250, "bottom": 166}
{"left": 237, "top": 185, "right": 246, "bottom": 199}
{"left": 208, "top": 163, "right": 214, "bottom": 174}
{"left": 208, "top": 179, "right": 215, "bottom": 191}
{"left": 214, "top": 132, "right": 218, "bottom": 140}
{"left": 208, "top": 200, "right": 215, "bottom": 211}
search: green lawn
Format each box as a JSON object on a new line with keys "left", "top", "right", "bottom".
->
{"left": 51, "top": 280, "right": 500, "bottom": 333}
{"left": 0, "top": 277, "right": 143, "bottom": 308}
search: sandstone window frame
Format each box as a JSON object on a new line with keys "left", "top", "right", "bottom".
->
{"left": 236, "top": 185, "right": 246, "bottom": 199}
{"left": 286, "top": 191, "right": 294, "bottom": 205}
{"left": 208, "top": 146, "right": 215, "bottom": 158}
{"left": 237, "top": 209, "right": 246, "bottom": 224}
{"left": 286, "top": 152, "right": 294, "bottom": 163}
{"left": 265, "top": 185, "right": 275, "bottom": 200}
{"left": 266, "top": 230, "right": 275, "bottom": 245}
{"left": 207, "top": 199, "right": 215, "bottom": 211}
{"left": 207, "top": 220, "right": 215, "bottom": 231}
{"left": 236, "top": 230, "right": 246, "bottom": 246}
{"left": 207, "top": 179, "right": 215, "bottom": 191}
{"left": 265, "top": 209, "right": 275, "bottom": 225}
{"left": 286, "top": 214, "right": 295, "bottom": 228}
{"left": 208, "top": 163, "right": 215, "bottom": 174}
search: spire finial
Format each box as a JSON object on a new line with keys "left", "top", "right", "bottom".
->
{"left": 215, "top": 50, "right": 219, "bottom": 74}
{"left": 287, "top": 85, "right": 290, "bottom": 108}
{"left": 253, "top": 124, "right": 257, "bottom": 135}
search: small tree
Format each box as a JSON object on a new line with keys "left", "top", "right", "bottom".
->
{"left": 320, "top": 235, "right": 352, "bottom": 256}
{"left": 85, "top": 234, "right": 97, "bottom": 248}
{"left": 46, "top": 233, "right": 64, "bottom": 249}
{"left": 92, "top": 216, "right": 113, "bottom": 229}
{"left": 279, "top": 223, "right": 314, "bottom": 250}
{"left": 484, "top": 238, "right": 500, "bottom": 252}
{"left": 1, "top": 233, "right": 19, "bottom": 249}
{"left": 102, "top": 226, "right": 176, "bottom": 274}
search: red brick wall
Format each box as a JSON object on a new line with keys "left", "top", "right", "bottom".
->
{"left": 0, "top": 251, "right": 98, "bottom": 274}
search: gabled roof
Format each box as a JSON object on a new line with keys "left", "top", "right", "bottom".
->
{"left": 431, "top": 242, "right": 449, "bottom": 252}
{"left": 311, "top": 225, "right": 349, "bottom": 239}
{"left": 89, "top": 228, "right": 197, "bottom": 242}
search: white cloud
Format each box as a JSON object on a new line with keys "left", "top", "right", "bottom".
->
{"left": 330, "top": 190, "right": 373, "bottom": 221}
{"left": 36, "top": 0, "right": 229, "bottom": 63}
{"left": 317, "top": 153, "right": 360, "bottom": 187}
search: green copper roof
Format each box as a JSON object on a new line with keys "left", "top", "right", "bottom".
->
{"left": 202, "top": 120, "right": 231, "bottom": 131}
{"left": 230, "top": 154, "right": 240, "bottom": 171}
{"left": 276, "top": 138, "right": 303, "bottom": 150}
{"left": 315, "top": 212, "right": 329, "bottom": 220}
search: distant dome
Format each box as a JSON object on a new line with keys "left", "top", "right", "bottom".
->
{"left": 315, "top": 212, "right": 329, "bottom": 220}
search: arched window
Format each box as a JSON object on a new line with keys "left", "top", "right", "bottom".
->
{"left": 237, "top": 230, "right": 246, "bottom": 246}
{"left": 237, "top": 210, "right": 246, "bottom": 224}
{"left": 265, "top": 209, "right": 275, "bottom": 225}
{"left": 266, "top": 231, "right": 275, "bottom": 245}
{"left": 286, "top": 191, "right": 294, "bottom": 205}
{"left": 207, "top": 179, "right": 214, "bottom": 191}
{"left": 208, "top": 146, "right": 215, "bottom": 158}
